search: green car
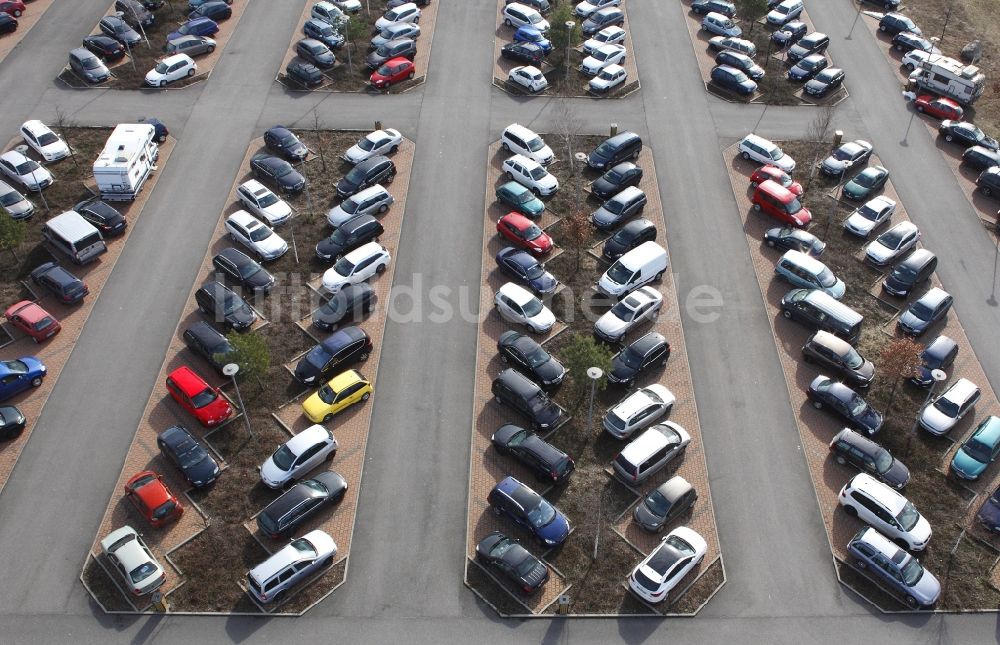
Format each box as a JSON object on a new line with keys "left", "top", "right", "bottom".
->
{"left": 951, "top": 416, "right": 1000, "bottom": 480}
{"left": 842, "top": 165, "right": 889, "bottom": 201}
{"left": 496, "top": 181, "right": 545, "bottom": 218}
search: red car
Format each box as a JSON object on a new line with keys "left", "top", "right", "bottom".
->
{"left": 0, "top": 1, "right": 25, "bottom": 17}
{"left": 497, "top": 212, "right": 553, "bottom": 256}
{"left": 166, "top": 365, "right": 232, "bottom": 428}
{"left": 914, "top": 95, "right": 964, "bottom": 121}
{"left": 4, "top": 301, "right": 61, "bottom": 343}
{"left": 750, "top": 164, "right": 803, "bottom": 196}
{"left": 370, "top": 56, "right": 415, "bottom": 89}
{"left": 124, "top": 471, "right": 183, "bottom": 528}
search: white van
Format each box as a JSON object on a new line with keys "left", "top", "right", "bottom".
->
{"left": 597, "top": 240, "right": 668, "bottom": 297}
{"left": 42, "top": 210, "right": 108, "bottom": 265}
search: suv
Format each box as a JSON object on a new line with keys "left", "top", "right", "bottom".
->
{"left": 335, "top": 156, "right": 395, "bottom": 198}
{"left": 293, "top": 326, "right": 372, "bottom": 385}
{"left": 919, "top": 377, "right": 981, "bottom": 436}
{"left": 739, "top": 133, "right": 795, "bottom": 172}
{"left": 246, "top": 530, "right": 337, "bottom": 603}
{"left": 766, "top": 0, "right": 803, "bottom": 26}
{"left": 492, "top": 368, "right": 563, "bottom": 431}
{"left": 978, "top": 167, "right": 1000, "bottom": 198}
{"left": 286, "top": 59, "right": 324, "bottom": 88}
{"left": 602, "top": 218, "right": 657, "bottom": 261}
{"left": 878, "top": 12, "right": 920, "bottom": 36}
{"left": 587, "top": 131, "right": 642, "bottom": 170}
{"left": 491, "top": 423, "right": 575, "bottom": 484}
{"left": 212, "top": 247, "right": 275, "bottom": 293}
{"left": 366, "top": 37, "right": 417, "bottom": 69}
{"left": 182, "top": 321, "right": 233, "bottom": 375}
{"left": 195, "top": 281, "right": 256, "bottom": 331}
{"left": 847, "top": 527, "right": 940, "bottom": 608}
{"left": 315, "top": 214, "right": 384, "bottom": 262}
{"left": 487, "top": 476, "right": 570, "bottom": 546}
{"left": 802, "top": 331, "right": 875, "bottom": 388}
{"left": 602, "top": 385, "right": 675, "bottom": 439}
{"left": 829, "top": 428, "right": 909, "bottom": 489}
{"left": 839, "top": 473, "right": 931, "bottom": 551}
{"left": 607, "top": 331, "right": 670, "bottom": 385}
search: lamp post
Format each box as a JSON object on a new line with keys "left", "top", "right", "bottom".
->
{"left": 564, "top": 21, "right": 575, "bottom": 82}
{"left": 585, "top": 366, "right": 603, "bottom": 437}
{"left": 989, "top": 217, "right": 1000, "bottom": 306}
{"left": 223, "top": 363, "right": 254, "bottom": 438}
{"left": 846, "top": 1, "right": 863, "bottom": 40}
{"left": 901, "top": 90, "right": 917, "bottom": 146}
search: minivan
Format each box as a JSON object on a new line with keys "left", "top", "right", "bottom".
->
{"left": 597, "top": 241, "right": 668, "bottom": 298}
{"left": 752, "top": 180, "right": 811, "bottom": 227}
{"left": 775, "top": 250, "right": 844, "bottom": 298}
{"left": 781, "top": 288, "right": 864, "bottom": 344}
{"left": 327, "top": 184, "right": 394, "bottom": 227}
{"left": 246, "top": 530, "right": 337, "bottom": 603}
{"left": 501, "top": 123, "right": 554, "bottom": 165}
{"left": 587, "top": 131, "right": 642, "bottom": 170}
{"left": 42, "top": 211, "right": 108, "bottom": 265}
{"left": 802, "top": 330, "right": 875, "bottom": 388}
{"left": 882, "top": 248, "right": 936, "bottom": 297}
{"left": 612, "top": 422, "right": 691, "bottom": 484}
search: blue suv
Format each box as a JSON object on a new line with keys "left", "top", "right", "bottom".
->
{"left": 487, "top": 476, "right": 570, "bottom": 547}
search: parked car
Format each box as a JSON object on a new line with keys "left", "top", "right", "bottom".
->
{"left": 701, "top": 11, "right": 741, "bottom": 37}
{"left": 496, "top": 181, "right": 545, "bottom": 218}
{"left": 878, "top": 11, "right": 919, "bottom": 35}
{"left": 326, "top": 184, "right": 394, "bottom": 226}
{"left": 602, "top": 218, "right": 657, "bottom": 261}
{"left": 293, "top": 326, "right": 372, "bottom": 385}
{"left": 787, "top": 54, "right": 828, "bottom": 82}
{"left": 335, "top": 155, "right": 395, "bottom": 199}
{"left": 588, "top": 131, "right": 642, "bottom": 170}
{"left": 961, "top": 145, "right": 1000, "bottom": 171}
{"left": 211, "top": 247, "right": 274, "bottom": 294}
{"left": 892, "top": 31, "right": 939, "bottom": 55}
{"left": 4, "top": 298, "right": 61, "bottom": 342}
{"left": 124, "top": 471, "right": 183, "bottom": 528}
{"left": 633, "top": 476, "right": 697, "bottom": 533}
{"left": 847, "top": 527, "right": 939, "bottom": 608}
{"left": 575, "top": 0, "right": 619, "bottom": 17}
{"left": 914, "top": 95, "right": 963, "bottom": 121}
{"left": 774, "top": 250, "right": 844, "bottom": 299}
{"left": 979, "top": 167, "right": 1000, "bottom": 198}
{"left": 225, "top": 210, "right": 289, "bottom": 262}
{"left": 375, "top": 2, "right": 421, "bottom": 31}
{"left": 370, "top": 56, "right": 415, "bottom": 88}
{"left": 182, "top": 321, "right": 234, "bottom": 375}
{"left": 594, "top": 286, "right": 662, "bottom": 343}
{"left": 311, "top": 0, "right": 349, "bottom": 26}
{"left": 236, "top": 179, "right": 292, "bottom": 227}
{"left": 320, "top": 242, "right": 390, "bottom": 293}
{"left": 487, "top": 476, "right": 570, "bottom": 546}
{"left": 691, "top": 0, "right": 735, "bottom": 16}
{"left": 977, "top": 485, "right": 1000, "bottom": 533}
{"left": 580, "top": 43, "right": 626, "bottom": 76}
{"left": 802, "top": 331, "right": 875, "bottom": 389}
{"left": 0, "top": 13, "right": 14, "bottom": 34}
{"left": 69, "top": 47, "right": 111, "bottom": 84}
{"left": 475, "top": 531, "right": 549, "bottom": 594}
{"left": 591, "top": 185, "right": 647, "bottom": 230}
{"left": 804, "top": 67, "right": 844, "bottom": 98}
{"left": 256, "top": 472, "right": 348, "bottom": 538}
{"left": 589, "top": 64, "right": 627, "bottom": 93}
{"left": 715, "top": 50, "right": 764, "bottom": 80}
{"left": 751, "top": 165, "right": 802, "bottom": 195}
{"left": 29, "top": 262, "right": 87, "bottom": 305}
{"left": 303, "top": 18, "right": 345, "bottom": 50}
{"left": 492, "top": 368, "right": 563, "bottom": 430}
{"left": 343, "top": 128, "right": 402, "bottom": 164}
{"left": 739, "top": 133, "right": 795, "bottom": 172}
{"left": 264, "top": 126, "right": 309, "bottom": 163}
{"left": 843, "top": 196, "right": 896, "bottom": 238}
{"left": 494, "top": 282, "right": 555, "bottom": 334}
{"left": 830, "top": 428, "right": 909, "bottom": 490}
{"left": 165, "top": 365, "right": 232, "bottom": 427}
{"left": 371, "top": 22, "right": 420, "bottom": 49}
{"left": 508, "top": 65, "right": 548, "bottom": 93}
{"left": 495, "top": 247, "right": 557, "bottom": 295}
{"left": 0, "top": 1, "right": 22, "bottom": 17}
{"left": 497, "top": 331, "right": 564, "bottom": 388}
{"left": 582, "top": 6, "right": 624, "bottom": 35}
{"left": 286, "top": 59, "right": 324, "bottom": 88}
{"left": 99, "top": 16, "right": 142, "bottom": 47}
{"left": 582, "top": 25, "right": 626, "bottom": 55}
{"left": 900, "top": 48, "right": 931, "bottom": 71}
{"left": 250, "top": 153, "right": 306, "bottom": 193}
{"left": 864, "top": 220, "right": 919, "bottom": 266}
{"left": 19, "top": 120, "right": 69, "bottom": 163}
{"left": 613, "top": 422, "right": 691, "bottom": 484}
{"left": 295, "top": 38, "right": 335, "bottom": 68}
{"left": 0, "top": 405, "right": 26, "bottom": 441}
{"left": 246, "top": 530, "right": 337, "bottom": 603}
{"left": 188, "top": 0, "right": 231, "bottom": 21}
{"left": 764, "top": 226, "right": 825, "bottom": 256}
{"left": 787, "top": 32, "right": 829, "bottom": 62}
{"left": 501, "top": 41, "right": 545, "bottom": 65}
{"left": 883, "top": 248, "right": 936, "bottom": 297}
{"left": 366, "top": 37, "right": 416, "bottom": 69}
{"left": 591, "top": 162, "right": 642, "bottom": 201}
{"left": 910, "top": 335, "right": 957, "bottom": 387}
{"left": 167, "top": 35, "right": 216, "bottom": 57}
{"left": 708, "top": 36, "right": 756, "bottom": 57}
{"left": 951, "top": 416, "right": 1000, "bottom": 480}
{"left": 772, "top": 20, "right": 807, "bottom": 48}
{"left": 260, "top": 424, "right": 338, "bottom": 489}
{"left": 898, "top": 287, "right": 952, "bottom": 337}
{"left": 919, "top": 377, "right": 981, "bottom": 436}
{"left": 751, "top": 179, "right": 811, "bottom": 227}
{"left": 808, "top": 375, "right": 884, "bottom": 436}
{"left": 844, "top": 165, "right": 890, "bottom": 201}
{"left": 938, "top": 120, "right": 998, "bottom": 150}
{"left": 497, "top": 212, "right": 553, "bottom": 255}
{"left": 0, "top": 149, "right": 52, "bottom": 191}
{"left": 839, "top": 473, "right": 931, "bottom": 551}
{"left": 766, "top": 0, "right": 803, "bottom": 26}
{"left": 70, "top": 198, "right": 125, "bottom": 238}
{"left": 312, "top": 283, "right": 376, "bottom": 332}
{"left": 603, "top": 384, "right": 675, "bottom": 439}
{"left": 627, "top": 527, "right": 707, "bottom": 603}
{"left": 316, "top": 214, "right": 383, "bottom": 262}
{"left": 711, "top": 65, "right": 757, "bottom": 95}
{"left": 167, "top": 17, "right": 219, "bottom": 42}
{"left": 491, "top": 423, "right": 574, "bottom": 484}
{"left": 302, "top": 369, "right": 372, "bottom": 423}
{"left": 501, "top": 124, "right": 554, "bottom": 165}
{"left": 99, "top": 526, "right": 166, "bottom": 596}
{"left": 0, "top": 357, "right": 46, "bottom": 401}
{"left": 513, "top": 26, "right": 551, "bottom": 52}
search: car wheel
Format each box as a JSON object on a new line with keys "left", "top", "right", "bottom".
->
{"left": 492, "top": 505, "right": 502, "bottom": 516}
{"left": 894, "top": 43, "right": 903, "bottom": 51}
{"left": 945, "top": 134, "right": 954, "bottom": 142}
{"left": 500, "top": 354, "right": 509, "bottom": 364}
{"left": 378, "top": 204, "right": 389, "bottom": 213}
{"left": 501, "top": 142, "right": 510, "bottom": 152}
{"left": 835, "top": 455, "right": 847, "bottom": 466}
{"left": 632, "top": 149, "right": 640, "bottom": 160}
{"left": 752, "top": 203, "right": 761, "bottom": 212}
{"left": 323, "top": 414, "right": 334, "bottom": 423}
{"left": 31, "top": 377, "right": 43, "bottom": 387}
{"left": 843, "top": 505, "right": 858, "bottom": 517}
{"left": 802, "top": 354, "right": 813, "bottom": 364}
{"left": 916, "top": 105, "right": 924, "bottom": 113}
{"left": 390, "top": 144, "right": 399, "bottom": 154}
{"left": 905, "top": 595, "right": 918, "bottom": 608}
{"left": 506, "top": 171, "right": 515, "bottom": 180}
{"left": 385, "top": 172, "right": 395, "bottom": 184}
{"left": 982, "top": 186, "right": 993, "bottom": 196}
{"left": 879, "top": 24, "right": 887, "bottom": 32}
{"left": 157, "top": 134, "right": 167, "bottom": 143}
{"left": 361, "top": 392, "right": 370, "bottom": 402}
{"left": 655, "top": 270, "right": 664, "bottom": 281}
{"left": 376, "top": 263, "right": 386, "bottom": 274}
{"left": 407, "top": 71, "right": 414, "bottom": 80}
{"left": 274, "top": 589, "right": 287, "bottom": 602}
{"left": 159, "top": 80, "right": 168, "bottom": 87}
{"left": 207, "top": 45, "right": 216, "bottom": 53}
{"left": 905, "top": 62, "right": 915, "bottom": 71}
{"left": 812, "top": 400, "right": 822, "bottom": 409}
{"left": 505, "top": 18, "right": 513, "bottom": 27}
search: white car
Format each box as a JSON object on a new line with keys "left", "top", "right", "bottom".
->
{"left": 594, "top": 286, "right": 662, "bottom": 342}
{"left": 20, "top": 120, "right": 70, "bottom": 162}
{"left": 312, "top": 0, "right": 349, "bottom": 26}
{"left": 246, "top": 530, "right": 338, "bottom": 604}
{"left": 603, "top": 384, "right": 676, "bottom": 439}
{"left": 260, "top": 424, "right": 338, "bottom": 489}
{"left": 500, "top": 124, "right": 554, "bottom": 166}
{"left": 839, "top": 473, "right": 932, "bottom": 551}
{"left": 145, "top": 53, "right": 196, "bottom": 87}
{"left": 326, "top": 184, "right": 394, "bottom": 227}
{"left": 375, "top": 2, "right": 420, "bottom": 31}
{"left": 100, "top": 526, "right": 167, "bottom": 596}
{"left": 919, "top": 377, "right": 981, "bottom": 436}
{"left": 864, "top": 221, "right": 920, "bottom": 267}
{"left": 371, "top": 22, "right": 420, "bottom": 49}
{"left": 502, "top": 154, "right": 559, "bottom": 196}
{"left": 225, "top": 210, "right": 289, "bottom": 261}
{"left": 738, "top": 133, "right": 796, "bottom": 173}
{"left": 503, "top": 2, "right": 550, "bottom": 31}
{"left": 589, "top": 64, "right": 627, "bottom": 93}
{"left": 0, "top": 150, "right": 53, "bottom": 192}
{"left": 583, "top": 25, "right": 626, "bottom": 55}
{"left": 843, "top": 196, "right": 896, "bottom": 238}
{"left": 901, "top": 49, "right": 932, "bottom": 72}
{"left": 333, "top": 0, "right": 362, "bottom": 11}
{"left": 494, "top": 282, "right": 556, "bottom": 334}
{"left": 236, "top": 179, "right": 292, "bottom": 226}
{"left": 508, "top": 65, "right": 548, "bottom": 93}
{"left": 766, "top": 0, "right": 803, "bottom": 27}
{"left": 321, "top": 241, "right": 390, "bottom": 293}
{"left": 343, "top": 128, "right": 403, "bottom": 164}
{"left": 575, "top": 0, "right": 620, "bottom": 18}
{"left": 580, "top": 44, "right": 626, "bottom": 75}
{"left": 627, "top": 527, "right": 707, "bottom": 604}
{"left": 0, "top": 180, "right": 34, "bottom": 219}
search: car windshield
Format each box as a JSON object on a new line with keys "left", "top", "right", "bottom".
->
{"left": 890, "top": 263, "right": 917, "bottom": 282}
{"left": 785, "top": 197, "right": 803, "bottom": 213}
{"left": 900, "top": 557, "right": 923, "bottom": 586}
{"left": 330, "top": 228, "right": 351, "bottom": 244}
{"left": 896, "top": 502, "right": 920, "bottom": 531}
{"left": 272, "top": 163, "right": 292, "bottom": 179}
{"left": 14, "top": 159, "right": 39, "bottom": 174}
{"left": 318, "top": 383, "right": 337, "bottom": 404}
{"left": 817, "top": 70, "right": 836, "bottom": 83}
{"left": 619, "top": 347, "right": 643, "bottom": 368}
{"left": 879, "top": 228, "right": 905, "bottom": 249}
{"left": 271, "top": 445, "right": 296, "bottom": 471}
{"left": 522, "top": 224, "right": 543, "bottom": 241}
{"left": 523, "top": 262, "right": 544, "bottom": 280}
{"left": 610, "top": 299, "right": 636, "bottom": 319}
{"left": 3, "top": 360, "right": 27, "bottom": 374}
{"left": 817, "top": 267, "right": 836, "bottom": 288}
{"left": 963, "top": 438, "right": 994, "bottom": 463}
{"left": 525, "top": 344, "right": 550, "bottom": 368}
{"left": 334, "top": 257, "right": 355, "bottom": 276}
{"left": 248, "top": 225, "right": 272, "bottom": 243}
{"left": 768, "top": 146, "right": 785, "bottom": 161}
{"left": 238, "top": 262, "right": 262, "bottom": 280}
{"left": 934, "top": 395, "right": 960, "bottom": 417}
{"left": 605, "top": 262, "right": 633, "bottom": 284}
{"left": 525, "top": 135, "right": 545, "bottom": 152}
{"left": 376, "top": 44, "right": 393, "bottom": 56}
{"left": 874, "top": 449, "right": 894, "bottom": 474}
{"left": 358, "top": 136, "right": 378, "bottom": 151}
{"left": 527, "top": 166, "right": 547, "bottom": 181}
{"left": 221, "top": 292, "right": 242, "bottom": 315}
{"left": 732, "top": 70, "right": 750, "bottom": 82}
{"left": 528, "top": 13, "right": 544, "bottom": 25}
{"left": 909, "top": 301, "right": 934, "bottom": 320}
{"left": 856, "top": 172, "right": 879, "bottom": 188}
{"left": 33, "top": 317, "right": 55, "bottom": 331}
{"left": 856, "top": 204, "right": 880, "bottom": 221}
{"left": 377, "top": 63, "right": 393, "bottom": 75}
{"left": 280, "top": 135, "right": 298, "bottom": 147}
{"left": 37, "top": 132, "right": 59, "bottom": 146}
{"left": 606, "top": 168, "right": 626, "bottom": 182}
{"left": 290, "top": 538, "right": 318, "bottom": 557}
{"left": 644, "top": 489, "right": 671, "bottom": 516}
{"left": 153, "top": 500, "right": 177, "bottom": 520}
{"left": 191, "top": 386, "right": 218, "bottom": 408}
{"left": 802, "top": 58, "right": 822, "bottom": 70}
{"left": 178, "top": 24, "right": 194, "bottom": 36}
{"left": 527, "top": 498, "right": 556, "bottom": 527}
{"left": 129, "top": 562, "right": 158, "bottom": 584}
{"left": 178, "top": 443, "right": 208, "bottom": 469}
{"left": 848, "top": 393, "right": 869, "bottom": 417}
{"left": 0, "top": 190, "right": 19, "bottom": 206}
{"left": 154, "top": 60, "right": 171, "bottom": 73}
{"left": 594, "top": 49, "right": 613, "bottom": 61}
{"left": 511, "top": 188, "right": 533, "bottom": 205}
{"left": 844, "top": 348, "right": 864, "bottom": 370}
{"left": 340, "top": 197, "right": 360, "bottom": 214}
{"left": 522, "top": 298, "right": 543, "bottom": 317}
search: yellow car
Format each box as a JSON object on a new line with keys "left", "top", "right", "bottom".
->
{"left": 302, "top": 369, "right": 373, "bottom": 423}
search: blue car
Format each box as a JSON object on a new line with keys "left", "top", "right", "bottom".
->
{"left": 487, "top": 476, "right": 570, "bottom": 547}
{"left": 168, "top": 17, "right": 219, "bottom": 42}
{"left": 0, "top": 357, "right": 47, "bottom": 402}
{"left": 495, "top": 246, "right": 558, "bottom": 295}
{"left": 951, "top": 416, "right": 1000, "bottom": 480}
{"left": 514, "top": 26, "right": 552, "bottom": 53}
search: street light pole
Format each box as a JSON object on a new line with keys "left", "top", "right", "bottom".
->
{"left": 846, "top": 1, "right": 863, "bottom": 40}
{"left": 989, "top": 217, "right": 1000, "bottom": 306}
{"left": 564, "top": 21, "right": 575, "bottom": 83}
{"left": 901, "top": 90, "right": 917, "bottom": 145}
{"left": 223, "top": 363, "right": 254, "bottom": 439}
{"left": 585, "top": 366, "right": 603, "bottom": 437}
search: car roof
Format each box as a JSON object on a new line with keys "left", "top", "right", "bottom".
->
{"left": 240, "top": 178, "right": 271, "bottom": 195}
{"left": 168, "top": 365, "right": 211, "bottom": 396}
{"left": 941, "top": 377, "right": 978, "bottom": 403}
{"left": 923, "top": 335, "right": 957, "bottom": 360}
{"left": 618, "top": 218, "right": 656, "bottom": 235}
{"left": 343, "top": 241, "right": 384, "bottom": 264}
{"left": 612, "top": 388, "right": 661, "bottom": 420}
{"left": 497, "top": 475, "right": 540, "bottom": 509}
{"left": 853, "top": 526, "right": 905, "bottom": 560}
{"left": 322, "top": 325, "right": 368, "bottom": 351}
{"left": 810, "top": 330, "right": 852, "bottom": 355}
{"left": 160, "top": 423, "right": 196, "bottom": 447}
{"left": 284, "top": 424, "right": 330, "bottom": 455}
{"left": 652, "top": 476, "right": 693, "bottom": 504}
{"left": 340, "top": 214, "right": 379, "bottom": 234}
{"left": 848, "top": 473, "right": 906, "bottom": 515}
{"left": 498, "top": 367, "right": 541, "bottom": 398}
{"left": 971, "top": 416, "right": 1000, "bottom": 445}
{"left": 21, "top": 120, "right": 50, "bottom": 136}
{"left": 186, "top": 319, "right": 226, "bottom": 344}
{"left": 217, "top": 246, "right": 254, "bottom": 265}
{"left": 161, "top": 53, "right": 193, "bottom": 66}
{"left": 498, "top": 282, "right": 536, "bottom": 306}
{"left": 915, "top": 286, "right": 950, "bottom": 307}
{"left": 620, "top": 423, "right": 684, "bottom": 461}
{"left": 742, "top": 133, "right": 777, "bottom": 149}
{"left": 228, "top": 209, "right": 264, "bottom": 228}
{"left": 249, "top": 530, "right": 333, "bottom": 581}
{"left": 628, "top": 332, "right": 666, "bottom": 356}
{"left": 349, "top": 184, "right": 390, "bottom": 201}
{"left": 6, "top": 300, "right": 50, "bottom": 323}
{"left": 504, "top": 123, "right": 539, "bottom": 140}
{"left": 781, "top": 249, "right": 826, "bottom": 273}
{"left": 130, "top": 472, "right": 171, "bottom": 507}
{"left": 833, "top": 427, "right": 878, "bottom": 453}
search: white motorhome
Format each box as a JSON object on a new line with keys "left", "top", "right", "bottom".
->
{"left": 909, "top": 55, "right": 986, "bottom": 105}
{"left": 92, "top": 123, "right": 159, "bottom": 201}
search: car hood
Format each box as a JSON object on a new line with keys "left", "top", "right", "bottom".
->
{"left": 844, "top": 212, "right": 877, "bottom": 235}
{"left": 856, "top": 404, "right": 884, "bottom": 436}
{"left": 910, "top": 566, "right": 941, "bottom": 606}
{"left": 4, "top": 198, "right": 32, "bottom": 217}
{"left": 229, "top": 303, "right": 257, "bottom": 327}
{"left": 335, "top": 176, "right": 360, "bottom": 195}
{"left": 535, "top": 509, "right": 570, "bottom": 545}
{"left": 38, "top": 139, "right": 69, "bottom": 159}
{"left": 865, "top": 241, "right": 895, "bottom": 263}
{"left": 881, "top": 458, "right": 910, "bottom": 489}
{"left": 528, "top": 308, "right": 556, "bottom": 331}
{"left": 321, "top": 268, "right": 352, "bottom": 292}
{"left": 261, "top": 200, "right": 293, "bottom": 221}
{"left": 952, "top": 447, "right": 988, "bottom": 478}
{"left": 534, "top": 358, "right": 565, "bottom": 384}
{"left": 920, "top": 405, "right": 955, "bottom": 435}
{"left": 607, "top": 357, "right": 637, "bottom": 382}
{"left": 898, "top": 309, "right": 929, "bottom": 333}
{"left": 843, "top": 180, "right": 869, "bottom": 199}
{"left": 595, "top": 312, "right": 629, "bottom": 336}
{"left": 602, "top": 238, "right": 631, "bottom": 259}
{"left": 260, "top": 455, "right": 290, "bottom": 487}
{"left": 528, "top": 271, "right": 558, "bottom": 294}
{"left": 518, "top": 196, "right": 545, "bottom": 217}
{"left": 581, "top": 54, "right": 606, "bottom": 71}
{"left": 592, "top": 205, "right": 623, "bottom": 227}
{"left": 254, "top": 234, "right": 288, "bottom": 257}
{"left": 316, "top": 235, "right": 352, "bottom": 260}
{"left": 633, "top": 498, "right": 665, "bottom": 529}
{"left": 184, "top": 453, "right": 219, "bottom": 486}
{"left": 344, "top": 144, "right": 372, "bottom": 163}
{"left": 978, "top": 498, "right": 1000, "bottom": 529}
{"left": 18, "top": 356, "right": 45, "bottom": 375}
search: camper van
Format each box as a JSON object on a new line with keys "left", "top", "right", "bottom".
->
{"left": 92, "top": 123, "right": 159, "bottom": 201}
{"left": 909, "top": 55, "right": 986, "bottom": 105}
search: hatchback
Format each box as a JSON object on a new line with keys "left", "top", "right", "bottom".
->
{"left": 764, "top": 226, "right": 825, "bottom": 256}
{"left": 260, "top": 425, "right": 338, "bottom": 489}
{"left": 910, "top": 335, "right": 957, "bottom": 387}
{"left": 124, "top": 471, "right": 183, "bottom": 528}
{"left": 301, "top": 369, "right": 372, "bottom": 424}
{"left": 4, "top": 301, "right": 60, "bottom": 343}
{"left": 691, "top": 0, "right": 735, "bottom": 16}
{"left": 951, "top": 416, "right": 1000, "bottom": 480}
{"left": 864, "top": 220, "right": 919, "bottom": 266}
{"left": 898, "top": 287, "right": 952, "bottom": 337}
{"left": 509, "top": 65, "right": 548, "bottom": 93}
{"left": 0, "top": 357, "right": 46, "bottom": 401}
{"left": 167, "top": 35, "right": 216, "bottom": 57}
{"left": 366, "top": 37, "right": 417, "bottom": 69}
{"left": 256, "top": 472, "right": 348, "bottom": 538}
{"left": 495, "top": 247, "right": 557, "bottom": 295}
{"left": 882, "top": 248, "right": 936, "bottom": 297}
{"left": 701, "top": 12, "right": 741, "bottom": 37}
{"left": 487, "top": 476, "right": 570, "bottom": 547}
{"left": 315, "top": 214, "right": 384, "bottom": 262}
{"left": 100, "top": 526, "right": 166, "bottom": 596}
{"left": 166, "top": 365, "right": 232, "bottom": 427}
{"left": 195, "top": 281, "right": 256, "bottom": 332}
{"left": 843, "top": 196, "right": 895, "bottom": 238}
{"left": 491, "top": 423, "right": 575, "bottom": 484}
{"left": 919, "top": 377, "right": 981, "bottom": 436}
{"left": 591, "top": 186, "right": 647, "bottom": 230}
{"left": 787, "top": 54, "right": 828, "bottom": 82}
{"left": 320, "top": 242, "right": 391, "bottom": 293}
{"left": 628, "top": 527, "right": 707, "bottom": 603}
{"left": 633, "top": 476, "right": 697, "bottom": 532}
{"left": 312, "top": 283, "right": 376, "bottom": 331}
{"left": 962, "top": 145, "right": 1000, "bottom": 171}
{"left": 602, "top": 218, "right": 657, "bottom": 261}
{"left": 582, "top": 6, "right": 624, "bottom": 35}
{"left": 295, "top": 38, "right": 335, "bottom": 68}
{"left": 370, "top": 56, "right": 415, "bottom": 88}
{"left": 293, "top": 326, "right": 372, "bottom": 385}
{"left": 594, "top": 286, "right": 662, "bottom": 343}
{"left": 839, "top": 473, "right": 931, "bottom": 551}
{"left": 72, "top": 46, "right": 112, "bottom": 84}
{"left": 497, "top": 212, "right": 553, "bottom": 255}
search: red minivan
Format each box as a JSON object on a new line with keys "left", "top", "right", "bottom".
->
{"left": 751, "top": 179, "right": 811, "bottom": 227}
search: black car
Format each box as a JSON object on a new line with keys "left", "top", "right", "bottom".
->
{"left": 803, "top": 67, "right": 844, "bottom": 98}
{"left": 99, "top": 16, "right": 143, "bottom": 47}
{"left": 862, "top": 0, "right": 900, "bottom": 9}
{"left": 829, "top": 428, "right": 909, "bottom": 490}
{"left": 591, "top": 162, "right": 643, "bottom": 200}
{"left": 250, "top": 153, "right": 307, "bottom": 193}
{"left": 492, "top": 368, "right": 563, "bottom": 431}
{"left": 189, "top": 0, "right": 232, "bottom": 21}
{"left": 293, "top": 326, "right": 372, "bottom": 385}
{"left": 878, "top": 12, "right": 918, "bottom": 36}
{"left": 189, "top": 0, "right": 230, "bottom": 9}
{"left": 286, "top": 59, "right": 324, "bottom": 87}
{"left": 495, "top": 247, "right": 557, "bottom": 295}
{"left": 116, "top": 0, "right": 155, "bottom": 26}
{"left": 475, "top": 531, "right": 550, "bottom": 594}
{"left": 711, "top": 65, "right": 757, "bottom": 94}
{"left": 772, "top": 20, "right": 806, "bottom": 47}
{"left": 690, "top": 0, "right": 736, "bottom": 16}
{"left": 961, "top": 145, "right": 1000, "bottom": 171}
{"left": 295, "top": 38, "right": 335, "bottom": 68}
{"left": 139, "top": 116, "right": 169, "bottom": 143}
{"left": 388, "top": 0, "right": 431, "bottom": 6}
{"left": 491, "top": 423, "right": 574, "bottom": 485}
{"left": 976, "top": 484, "right": 1000, "bottom": 533}
{"left": 0, "top": 405, "right": 26, "bottom": 441}
{"left": 807, "top": 375, "right": 884, "bottom": 436}
{"left": 182, "top": 321, "right": 234, "bottom": 375}
{"left": 764, "top": 226, "right": 826, "bottom": 256}
{"left": 212, "top": 247, "right": 275, "bottom": 293}
{"left": 632, "top": 475, "right": 697, "bottom": 532}
{"left": 74, "top": 198, "right": 127, "bottom": 237}
{"left": 497, "top": 331, "right": 565, "bottom": 388}
{"left": 501, "top": 41, "right": 545, "bottom": 65}
{"left": 787, "top": 31, "right": 829, "bottom": 63}
{"left": 787, "top": 54, "right": 828, "bottom": 82}
{"left": 82, "top": 35, "right": 126, "bottom": 61}
{"left": 607, "top": 332, "right": 670, "bottom": 385}
{"left": 30, "top": 262, "right": 88, "bottom": 304}
{"left": 0, "top": 14, "right": 16, "bottom": 34}
{"left": 256, "top": 472, "right": 348, "bottom": 539}
{"left": 939, "top": 121, "right": 999, "bottom": 151}
{"left": 316, "top": 214, "right": 384, "bottom": 262}
{"left": 978, "top": 166, "right": 1000, "bottom": 198}
{"left": 264, "top": 126, "right": 309, "bottom": 163}
{"left": 195, "top": 280, "right": 257, "bottom": 331}
{"left": 335, "top": 155, "right": 395, "bottom": 199}
{"left": 892, "top": 31, "right": 936, "bottom": 55}
{"left": 312, "top": 283, "right": 376, "bottom": 331}
{"left": 366, "top": 37, "right": 416, "bottom": 69}
{"left": 602, "top": 218, "right": 657, "bottom": 261}
{"left": 587, "top": 131, "right": 642, "bottom": 170}
{"left": 157, "top": 424, "right": 221, "bottom": 488}
{"left": 910, "top": 335, "right": 958, "bottom": 387}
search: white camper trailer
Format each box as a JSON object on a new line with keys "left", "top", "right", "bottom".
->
{"left": 92, "top": 123, "right": 159, "bottom": 201}
{"left": 909, "top": 55, "right": 986, "bottom": 105}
